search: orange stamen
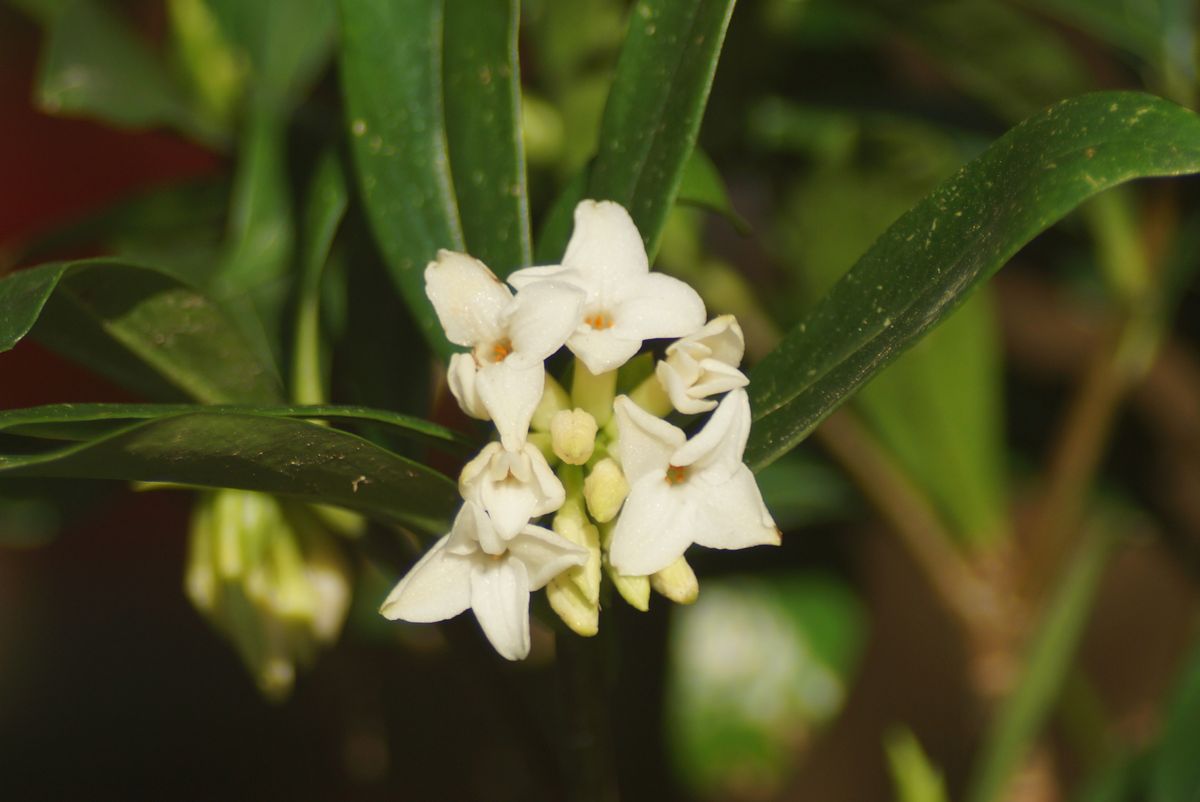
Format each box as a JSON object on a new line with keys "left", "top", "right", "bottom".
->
{"left": 665, "top": 465, "right": 688, "bottom": 485}
{"left": 491, "top": 339, "right": 513, "bottom": 362}
{"left": 585, "top": 312, "right": 615, "bottom": 330}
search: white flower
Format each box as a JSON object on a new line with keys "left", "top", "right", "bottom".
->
{"left": 508, "top": 200, "right": 706, "bottom": 374}
{"left": 380, "top": 502, "right": 587, "bottom": 660}
{"left": 459, "top": 441, "right": 565, "bottom": 542}
{"left": 426, "top": 250, "right": 584, "bottom": 448}
{"left": 608, "top": 388, "right": 780, "bottom": 576}
{"left": 656, "top": 315, "right": 749, "bottom": 414}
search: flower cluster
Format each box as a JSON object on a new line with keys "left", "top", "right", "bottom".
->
{"left": 381, "top": 200, "right": 780, "bottom": 660}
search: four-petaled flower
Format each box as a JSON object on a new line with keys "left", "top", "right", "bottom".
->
{"left": 426, "top": 250, "right": 584, "bottom": 448}
{"left": 509, "top": 201, "right": 706, "bottom": 374}
{"left": 459, "top": 441, "right": 565, "bottom": 542}
{"left": 381, "top": 502, "right": 588, "bottom": 660}
{"left": 608, "top": 388, "right": 780, "bottom": 576}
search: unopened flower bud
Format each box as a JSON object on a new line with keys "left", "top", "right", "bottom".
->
{"left": 609, "top": 568, "right": 650, "bottom": 612}
{"left": 547, "top": 576, "right": 599, "bottom": 636}
{"left": 553, "top": 509, "right": 601, "bottom": 604}
{"left": 584, "top": 458, "right": 628, "bottom": 523}
{"left": 651, "top": 556, "right": 699, "bottom": 604}
{"left": 550, "top": 408, "right": 597, "bottom": 465}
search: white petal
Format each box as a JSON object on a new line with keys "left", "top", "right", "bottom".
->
{"left": 506, "top": 281, "right": 585, "bottom": 362}
{"left": 691, "top": 466, "right": 781, "bottom": 551}
{"left": 480, "top": 474, "right": 538, "bottom": 541}
{"left": 469, "top": 557, "right": 531, "bottom": 660}
{"left": 613, "top": 395, "right": 686, "bottom": 484}
{"left": 525, "top": 444, "right": 566, "bottom": 514}
{"left": 445, "top": 502, "right": 489, "bottom": 555}
{"left": 607, "top": 476, "right": 696, "bottom": 576}
{"left": 689, "top": 359, "right": 749, "bottom": 398}
{"left": 477, "top": 363, "right": 543, "bottom": 450}
{"left": 506, "top": 263, "right": 573, "bottom": 291}
{"left": 567, "top": 328, "right": 643, "bottom": 374}
{"left": 447, "top": 353, "right": 490, "bottom": 420}
{"left": 668, "top": 314, "right": 745, "bottom": 367}
{"left": 561, "top": 200, "right": 649, "bottom": 281}
{"left": 508, "top": 525, "right": 589, "bottom": 590}
{"left": 380, "top": 535, "right": 471, "bottom": 622}
{"left": 611, "top": 272, "right": 706, "bottom": 343}
{"left": 656, "top": 359, "right": 718, "bottom": 415}
{"left": 424, "top": 250, "right": 511, "bottom": 347}
{"left": 673, "top": 388, "right": 751, "bottom": 480}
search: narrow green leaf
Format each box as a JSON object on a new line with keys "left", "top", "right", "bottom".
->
{"left": 35, "top": 0, "right": 224, "bottom": 144}
{"left": 338, "top": 0, "right": 465, "bottom": 358}
{"left": 747, "top": 92, "right": 1200, "bottom": 471}
{"left": 1149, "top": 637, "right": 1200, "bottom": 801}
{"left": 533, "top": 167, "right": 588, "bottom": 263}
{"left": 676, "top": 148, "right": 749, "bottom": 233}
{"left": 0, "top": 413, "right": 458, "bottom": 534}
{"left": 203, "top": 0, "right": 336, "bottom": 113}
{"left": 0, "top": 260, "right": 283, "bottom": 404}
{"left": 588, "top": 0, "right": 736, "bottom": 258}
{"left": 443, "top": 0, "right": 531, "bottom": 276}
{"left": 885, "top": 729, "right": 949, "bottom": 802}
{"left": 292, "top": 150, "right": 349, "bottom": 405}
{"left": 0, "top": 403, "right": 470, "bottom": 449}
{"left": 965, "top": 526, "right": 1115, "bottom": 802}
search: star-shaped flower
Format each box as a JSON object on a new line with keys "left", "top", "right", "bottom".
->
{"left": 608, "top": 388, "right": 780, "bottom": 575}
{"left": 426, "top": 250, "right": 584, "bottom": 448}
{"left": 380, "top": 502, "right": 587, "bottom": 660}
{"left": 508, "top": 200, "right": 706, "bottom": 374}
{"left": 656, "top": 315, "right": 749, "bottom": 414}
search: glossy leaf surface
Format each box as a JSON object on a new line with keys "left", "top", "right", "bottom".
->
{"left": 0, "top": 413, "right": 458, "bottom": 534}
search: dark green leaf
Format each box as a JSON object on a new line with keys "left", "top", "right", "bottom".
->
{"left": 588, "top": 0, "right": 736, "bottom": 258}
{"left": 36, "top": 0, "right": 224, "bottom": 144}
{"left": 747, "top": 92, "right": 1200, "bottom": 471}
{"left": 0, "top": 413, "right": 458, "bottom": 534}
{"left": 533, "top": 167, "right": 588, "bottom": 263}
{"left": 0, "top": 403, "right": 470, "bottom": 449}
{"left": 0, "top": 260, "right": 283, "bottom": 404}
{"left": 338, "top": 0, "right": 465, "bottom": 359}
{"left": 444, "top": 0, "right": 531, "bottom": 276}
{"left": 677, "top": 148, "right": 750, "bottom": 233}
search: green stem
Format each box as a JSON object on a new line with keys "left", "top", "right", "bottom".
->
{"left": 556, "top": 629, "right": 619, "bottom": 802}
{"left": 965, "top": 523, "right": 1116, "bottom": 802}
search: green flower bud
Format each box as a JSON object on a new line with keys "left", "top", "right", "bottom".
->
{"left": 584, "top": 458, "right": 628, "bottom": 523}
{"left": 550, "top": 408, "right": 598, "bottom": 465}
{"left": 651, "top": 556, "right": 699, "bottom": 604}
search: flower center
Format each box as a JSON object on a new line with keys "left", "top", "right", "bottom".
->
{"left": 584, "top": 311, "right": 614, "bottom": 330}
{"left": 665, "top": 464, "right": 688, "bottom": 485}
{"left": 489, "top": 338, "right": 514, "bottom": 363}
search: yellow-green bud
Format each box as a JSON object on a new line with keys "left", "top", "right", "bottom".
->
{"left": 651, "top": 556, "right": 699, "bottom": 604}
{"left": 584, "top": 458, "right": 628, "bottom": 523}
{"left": 550, "top": 408, "right": 598, "bottom": 465}
{"left": 547, "top": 576, "right": 599, "bottom": 636}
{"left": 608, "top": 568, "right": 650, "bottom": 612}
{"left": 553, "top": 509, "right": 601, "bottom": 604}
{"left": 531, "top": 374, "right": 571, "bottom": 431}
